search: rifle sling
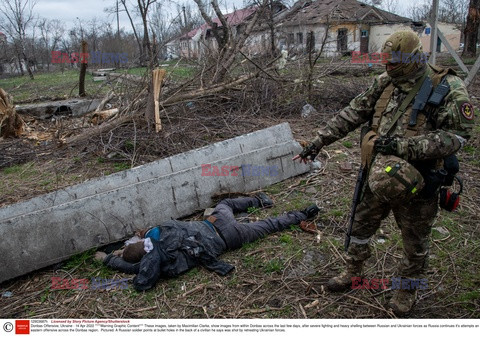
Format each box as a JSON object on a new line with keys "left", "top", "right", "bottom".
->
{"left": 384, "top": 72, "right": 429, "bottom": 136}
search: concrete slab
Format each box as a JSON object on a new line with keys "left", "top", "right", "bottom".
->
{"left": 16, "top": 98, "right": 102, "bottom": 119}
{"left": 0, "top": 123, "right": 310, "bottom": 283}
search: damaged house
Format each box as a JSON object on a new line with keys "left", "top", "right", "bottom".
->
{"left": 167, "top": 0, "right": 461, "bottom": 59}
{"left": 273, "top": 0, "right": 416, "bottom": 56}
{"left": 167, "top": 3, "right": 286, "bottom": 59}
{"left": 271, "top": 0, "right": 461, "bottom": 56}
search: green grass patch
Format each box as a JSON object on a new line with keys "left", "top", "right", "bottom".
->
{"left": 264, "top": 258, "right": 284, "bottom": 273}
{"left": 113, "top": 162, "right": 130, "bottom": 171}
{"left": 241, "top": 239, "right": 263, "bottom": 251}
{"left": 3, "top": 164, "right": 23, "bottom": 174}
{"left": 329, "top": 209, "right": 344, "bottom": 217}
{"left": 289, "top": 224, "right": 301, "bottom": 232}
{"left": 279, "top": 234, "right": 292, "bottom": 244}
{"left": 462, "top": 145, "right": 476, "bottom": 155}
{"left": 342, "top": 141, "right": 353, "bottom": 148}
{"left": 242, "top": 255, "right": 260, "bottom": 269}
{"left": 458, "top": 290, "right": 480, "bottom": 302}
{"left": 0, "top": 69, "right": 109, "bottom": 102}
{"left": 247, "top": 206, "right": 260, "bottom": 215}
{"left": 63, "top": 249, "right": 97, "bottom": 271}
{"left": 2, "top": 162, "right": 38, "bottom": 179}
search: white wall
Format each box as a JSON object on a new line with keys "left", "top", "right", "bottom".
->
{"left": 420, "top": 22, "right": 461, "bottom": 52}
{"left": 369, "top": 23, "right": 413, "bottom": 52}
{"left": 369, "top": 22, "right": 461, "bottom": 53}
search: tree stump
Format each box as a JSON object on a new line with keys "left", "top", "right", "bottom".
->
{"left": 0, "top": 88, "right": 24, "bottom": 138}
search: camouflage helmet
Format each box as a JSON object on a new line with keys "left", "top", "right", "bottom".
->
{"left": 368, "top": 154, "right": 424, "bottom": 203}
{"left": 381, "top": 31, "right": 425, "bottom": 79}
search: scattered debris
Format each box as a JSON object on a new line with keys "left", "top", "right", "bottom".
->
{"left": 299, "top": 220, "right": 317, "bottom": 234}
{"left": 301, "top": 103, "right": 318, "bottom": 118}
{"left": 340, "top": 161, "right": 353, "bottom": 172}
{"left": 433, "top": 226, "right": 450, "bottom": 236}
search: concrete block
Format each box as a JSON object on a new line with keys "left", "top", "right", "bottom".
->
{"left": 0, "top": 123, "right": 310, "bottom": 283}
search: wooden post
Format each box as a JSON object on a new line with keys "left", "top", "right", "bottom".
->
{"left": 429, "top": 0, "right": 440, "bottom": 65}
{"left": 152, "top": 69, "right": 166, "bottom": 132}
{"left": 79, "top": 41, "right": 88, "bottom": 97}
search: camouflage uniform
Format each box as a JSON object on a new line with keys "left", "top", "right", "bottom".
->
{"left": 308, "top": 38, "right": 474, "bottom": 313}
{"left": 313, "top": 65, "right": 473, "bottom": 279}
{"left": 294, "top": 30, "right": 476, "bottom": 314}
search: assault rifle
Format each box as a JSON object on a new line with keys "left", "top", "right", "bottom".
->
{"left": 344, "top": 163, "right": 367, "bottom": 252}
{"left": 344, "top": 125, "right": 371, "bottom": 252}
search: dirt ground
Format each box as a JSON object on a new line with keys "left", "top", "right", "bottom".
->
{"left": 1, "top": 63, "right": 479, "bottom": 319}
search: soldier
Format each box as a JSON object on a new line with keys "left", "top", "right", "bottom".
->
{"left": 294, "top": 31, "right": 474, "bottom": 315}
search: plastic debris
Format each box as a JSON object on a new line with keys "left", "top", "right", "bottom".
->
{"left": 301, "top": 103, "right": 318, "bottom": 118}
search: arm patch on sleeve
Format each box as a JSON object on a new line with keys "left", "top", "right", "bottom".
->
{"left": 460, "top": 102, "right": 474, "bottom": 120}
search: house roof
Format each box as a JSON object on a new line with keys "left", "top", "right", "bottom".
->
{"left": 181, "top": 6, "right": 257, "bottom": 40}
{"left": 281, "top": 0, "right": 411, "bottom": 26}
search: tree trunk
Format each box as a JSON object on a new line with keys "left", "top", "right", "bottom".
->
{"left": 121, "top": 0, "right": 143, "bottom": 64}
{"left": 79, "top": 41, "right": 88, "bottom": 97}
{"left": 269, "top": 0, "right": 276, "bottom": 57}
{"left": 14, "top": 44, "right": 25, "bottom": 76}
{"left": 22, "top": 51, "right": 34, "bottom": 80}
{"left": 463, "top": 0, "right": 480, "bottom": 57}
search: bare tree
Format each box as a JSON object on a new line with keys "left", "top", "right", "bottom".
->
{"left": 361, "top": 0, "right": 383, "bottom": 6}
{"left": 463, "top": 0, "right": 480, "bottom": 57}
{"left": 136, "top": 0, "right": 157, "bottom": 67}
{"left": 407, "top": 0, "right": 432, "bottom": 21}
{"left": 105, "top": 0, "right": 143, "bottom": 63}
{"left": 0, "top": 0, "right": 36, "bottom": 79}
{"left": 381, "top": 0, "right": 399, "bottom": 14}
{"left": 38, "top": 18, "right": 64, "bottom": 71}
{"left": 194, "top": 0, "right": 269, "bottom": 83}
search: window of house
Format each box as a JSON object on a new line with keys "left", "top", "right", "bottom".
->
{"left": 287, "top": 33, "right": 294, "bottom": 45}
{"left": 306, "top": 31, "right": 315, "bottom": 51}
{"left": 297, "top": 32, "right": 303, "bottom": 44}
{"left": 361, "top": 30, "right": 368, "bottom": 37}
{"left": 337, "top": 28, "right": 348, "bottom": 52}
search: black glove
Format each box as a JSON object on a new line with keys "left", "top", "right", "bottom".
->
{"left": 299, "top": 143, "right": 320, "bottom": 161}
{"left": 374, "top": 136, "right": 399, "bottom": 156}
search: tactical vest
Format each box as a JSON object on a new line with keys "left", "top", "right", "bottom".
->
{"left": 371, "top": 65, "right": 454, "bottom": 138}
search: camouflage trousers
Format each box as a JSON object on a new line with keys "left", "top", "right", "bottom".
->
{"left": 347, "top": 186, "right": 438, "bottom": 278}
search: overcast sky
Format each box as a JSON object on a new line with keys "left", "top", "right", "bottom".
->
{"left": 5, "top": 0, "right": 422, "bottom": 32}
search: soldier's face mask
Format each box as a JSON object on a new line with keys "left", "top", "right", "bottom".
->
{"left": 381, "top": 31, "right": 426, "bottom": 81}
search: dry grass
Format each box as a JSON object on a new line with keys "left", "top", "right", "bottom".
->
{"left": 0, "top": 66, "right": 479, "bottom": 319}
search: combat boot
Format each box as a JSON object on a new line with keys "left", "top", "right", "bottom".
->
{"left": 301, "top": 204, "right": 320, "bottom": 219}
{"left": 388, "top": 289, "right": 417, "bottom": 316}
{"left": 326, "top": 260, "right": 363, "bottom": 292}
{"left": 255, "top": 192, "right": 274, "bottom": 208}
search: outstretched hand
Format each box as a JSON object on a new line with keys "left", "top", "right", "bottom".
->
{"left": 292, "top": 142, "right": 320, "bottom": 163}
{"left": 292, "top": 154, "right": 310, "bottom": 163}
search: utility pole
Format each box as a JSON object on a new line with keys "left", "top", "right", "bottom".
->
{"left": 116, "top": 0, "right": 120, "bottom": 39}
{"left": 429, "top": 0, "right": 439, "bottom": 65}
{"left": 182, "top": 5, "right": 191, "bottom": 59}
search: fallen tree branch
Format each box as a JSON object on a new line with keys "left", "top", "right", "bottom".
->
{"left": 160, "top": 69, "right": 266, "bottom": 107}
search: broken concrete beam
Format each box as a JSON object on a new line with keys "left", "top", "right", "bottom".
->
{"left": 0, "top": 123, "right": 310, "bottom": 283}
{"left": 15, "top": 98, "right": 102, "bottom": 119}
